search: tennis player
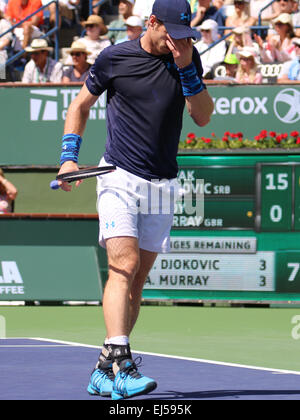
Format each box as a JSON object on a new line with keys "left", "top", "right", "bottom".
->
{"left": 57, "top": 0, "right": 214, "bottom": 400}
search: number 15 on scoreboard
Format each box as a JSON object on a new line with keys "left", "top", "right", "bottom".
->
{"left": 256, "top": 164, "right": 293, "bottom": 231}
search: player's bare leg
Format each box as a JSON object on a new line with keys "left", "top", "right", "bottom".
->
{"left": 128, "top": 248, "right": 158, "bottom": 334}
{"left": 88, "top": 236, "right": 157, "bottom": 399}
{"left": 103, "top": 236, "right": 140, "bottom": 338}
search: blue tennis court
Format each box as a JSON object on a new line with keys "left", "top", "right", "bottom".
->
{"left": 1, "top": 338, "right": 300, "bottom": 400}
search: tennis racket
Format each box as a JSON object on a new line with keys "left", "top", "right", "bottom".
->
{"left": 50, "top": 165, "right": 116, "bottom": 190}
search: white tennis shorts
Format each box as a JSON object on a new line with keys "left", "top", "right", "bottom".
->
{"left": 96, "top": 158, "right": 179, "bottom": 253}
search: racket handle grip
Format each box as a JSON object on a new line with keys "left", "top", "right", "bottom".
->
{"left": 50, "top": 180, "right": 60, "bottom": 190}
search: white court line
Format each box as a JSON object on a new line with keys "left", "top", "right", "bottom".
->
{"left": 30, "top": 337, "right": 300, "bottom": 376}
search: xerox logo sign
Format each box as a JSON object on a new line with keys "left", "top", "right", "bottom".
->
{"left": 273, "top": 89, "right": 300, "bottom": 124}
{"left": 212, "top": 88, "right": 300, "bottom": 123}
{"left": 30, "top": 89, "right": 58, "bottom": 121}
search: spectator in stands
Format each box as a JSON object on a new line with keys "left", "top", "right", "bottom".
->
{"left": 194, "top": 19, "right": 226, "bottom": 77}
{"left": 224, "top": 0, "right": 256, "bottom": 34}
{"left": 79, "top": 15, "right": 111, "bottom": 65}
{"left": 227, "top": 25, "right": 260, "bottom": 55}
{"left": 43, "top": 0, "right": 80, "bottom": 29}
{"left": 62, "top": 40, "right": 91, "bottom": 82}
{"left": 0, "top": 168, "right": 17, "bottom": 214}
{"left": 115, "top": 15, "right": 143, "bottom": 44}
{"left": 272, "top": 0, "right": 300, "bottom": 36}
{"left": 133, "top": 0, "right": 154, "bottom": 21}
{"left": 0, "top": 9, "right": 13, "bottom": 62}
{"left": 5, "top": 0, "right": 44, "bottom": 49}
{"left": 213, "top": 52, "right": 239, "bottom": 80}
{"left": 190, "top": 0, "right": 225, "bottom": 30}
{"left": 107, "top": 0, "right": 135, "bottom": 44}
{"left": 255, "top": 13, "right": 296, "bottom": 62}
{"left": 22, "top": 38, "right": 63, "bottom": 82}
{"left": 277, "top": 37, "right": 300, "bottom": 80}
{"left": 235, "top": 45, "right": 263, "bottom": 82}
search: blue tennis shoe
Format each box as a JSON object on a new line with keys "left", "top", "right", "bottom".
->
{"left": 87, "top": 362, "right": 115, "bottom": 397}
{"left": 111, "top": 357, "right": 157, "bottom": 400}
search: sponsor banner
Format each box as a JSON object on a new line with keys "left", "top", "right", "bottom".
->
{"left": 0, "top": 84, "right": 299, "bottom": 165}
{"left": 0, "top": 246, "right": 102, "bottom": 301}
{"left": 169, "top": 236, "right": 257, "bottom": 253}
{"left": 145, "top": 252, "right": 275, "bottom": 291}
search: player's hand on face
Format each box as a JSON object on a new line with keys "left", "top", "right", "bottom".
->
{"left": 57, "top": 161, "right": 82, "bottom": 191}
{"left": 166, "top": 34, "right": 193, "bottom": 69}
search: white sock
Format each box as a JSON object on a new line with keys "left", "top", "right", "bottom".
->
{"left": 105, "top": 335, "right": 129, "bottom": 346}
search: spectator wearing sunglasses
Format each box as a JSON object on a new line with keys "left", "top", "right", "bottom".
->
{"left": 235, "top": 46, "right": 262, "bottom": 83}
{"left": 22, "top": 38, "right": 63, "bottom": 83}
{"left": 224, "top": 0, "right": 255, "bottom": 35}
{"left": 273, "top": 0, "right": 300, "bottom": 36}
{"left": 255, "top": 13, "right": 296, "bottom": 62}
{"left": 194, "top": 19, "right": 226, "bottom": 77}
{"left": 62, "top": 40, "right": 91, "bottom": 82}
{"left": 80, "top": 15, "right": 111, "bottom": 65}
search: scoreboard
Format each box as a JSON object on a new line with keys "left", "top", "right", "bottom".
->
{"left": 143, "top": 154, "right": 300, "bottom": 302}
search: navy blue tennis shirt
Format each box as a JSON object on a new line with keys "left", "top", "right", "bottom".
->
{"left": 85, "top": 37, "right": 204, "bottom": 181}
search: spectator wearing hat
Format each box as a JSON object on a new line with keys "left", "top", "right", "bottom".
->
{"left": 5, "top": 0, "right": 44, "bottom": 49}
{"left": 227, "top": 25, "right": 260, "bottom": 56}
{"left": 255, "top": 13, "right": 296, "bottom": 62}
{"left": 21, "top": 38, "right": 63, "bottom": 82}
{"left": 79, "top": 15, "right": 111, "bottom": 64}
{"left": 190, "top": 0, "right": 225, "bottom": 32}
{"left": 115, "top": 15, "right": 143, "bottom": 44}
{"left": 213, "top": 52, "right": 240, "bottom": 80}
{"left": 268, "top": 0, "right": 300, "bottom": 36}
{"left": 235, "top": 46, "right": 262, "bottom": 82}
{"left": 62, "top": 40, "right": 91, "bottom": 82}
{"left": 108, "top": 0, "right": 135, "bottom": 44}
{"left": 194, "top": 19, "right": 226, "bottom": 77}
{"left": 277, "top": 37, "right": 300, "bottom": 80}
{"left": 224, "top": 0, "right": 256, "bottom": 35}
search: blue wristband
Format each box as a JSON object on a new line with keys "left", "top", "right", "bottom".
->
{"left": 178, "top": 62, "right": 205, "bottom": 97}
{"left": 60, "top": 134, "right": 82, "bottom": 165}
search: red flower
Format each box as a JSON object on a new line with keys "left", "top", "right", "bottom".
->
{"left": 269, "top": 131, "right": 276, "bottom": 137}
{"left": 187, "top": 132, "right": 196, "bottom": 140}
{"left": 238, "top": 137, "right": 243, "bottom": 142}
{"left": 222, "top": 136, "right": 228, "bottom": 142}
{"left": 211, "top": 132, "right": 216, "bottom": 137}
{"left": 291, "top": 131, "right": 299, "bottom": 137}
{"left": 282, "top": 133, "right": 288, "bottom": 139}
{"left": 204, "top": 138, "right": 211, "bottom": 143}
{"left": 186, "top": 139, "right": 193, "bottom": 144}
{"left": 297, "top": 137, "right": 300, "bottom": 144}
{"left": 276, "top": 135, "right": 282, "bottom": 143}
{"left": 254, "top": 135, "right": 260, "bottom": 141}
{"left": 237, "top": 132, "right": 243, "bottom": 138}
{"left": 260, "top": 129, "right": 268, "bottom": 138}
{"left": 224, "top": 131, "right": 230, "bottom": 136}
